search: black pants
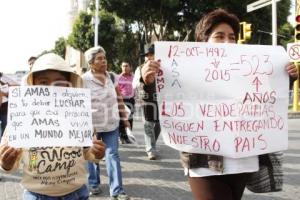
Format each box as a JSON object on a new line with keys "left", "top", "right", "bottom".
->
{"left": 119, "top": 97, "right": 135, "bottom": 139}
{"left": 188, "top": 173, "right": 251, "bottom": 200}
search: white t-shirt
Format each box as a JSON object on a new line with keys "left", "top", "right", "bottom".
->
{"left": 132, "top": 67, "right": 141, "bottom": 90}
{"left": 185, "top": 156, "right": 259, "bottom": 177}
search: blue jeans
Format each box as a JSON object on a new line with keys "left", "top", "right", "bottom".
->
{"left": 0, "top": 110, "right": 7, "bottom": 126}
{"left": 144, "top": 121, "right": 161, "bottom": 153}
{"left": 22, "top": 184, "right": 88, "bottom": 200}
{"left": 87, "top": 128, "right": 125, "bottom": 196}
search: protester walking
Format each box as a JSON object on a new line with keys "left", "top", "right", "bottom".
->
{"left": 136, "top": 45, "right": 161, "bottom": 160}
{"left": 82, "top": 46, "right": 130, "bottom": 200}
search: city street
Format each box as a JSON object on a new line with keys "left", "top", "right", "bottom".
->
{"left": 0, "top": 117, "right": 299, "bottom": 200}
{"left": 0, "top": 1, "right": 299, "bottom": 199}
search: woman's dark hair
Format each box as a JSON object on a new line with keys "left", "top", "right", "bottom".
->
{"left": 195, "top": 8, "right": 240, "bottom": 42}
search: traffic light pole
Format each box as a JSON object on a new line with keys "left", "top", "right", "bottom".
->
{"left": 293, "top": 69, "right": 299, "bottom": 111}
{"left": 246, "top": 0, "right": 280, "bottom": 45}
{"left": 94, "top": 0, "right": 99, "bottom": 47}
{"left": 238, "top": 22, "right": 252, "bottom": 44}
{"left": 293, "top": 0, "right": 300, "bottom": 111}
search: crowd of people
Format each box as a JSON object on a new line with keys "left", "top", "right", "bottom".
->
{"left": 0, "top": 8, "right": 299, "bottom": 200}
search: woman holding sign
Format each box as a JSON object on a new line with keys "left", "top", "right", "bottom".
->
{"left": 0, "top": 53, "right": 106, "bottom": 200}
{"left": 141, "top": 8, "right": 298, "bottom": 200}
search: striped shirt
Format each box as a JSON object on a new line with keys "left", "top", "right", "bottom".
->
{"left": 82, "top": 70, "right": 119, "bottom": 132}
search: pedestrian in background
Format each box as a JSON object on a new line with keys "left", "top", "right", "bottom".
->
{"left": 0, "top": 53, "right": 105, "bottom": 199}
{"left": 28, "top": 56, "right": 37, "bottom": 70}
{"left": 21, "top": 56, "right": 37, "bottom": 86}
{"left": 83, "top": 46, "right": 130, "bottom": 200}
{"left": 118, "top": 61, "right": 135, "bottom": 144}
{"left": 141, "top": 8, "right": 298, "bottom": 200}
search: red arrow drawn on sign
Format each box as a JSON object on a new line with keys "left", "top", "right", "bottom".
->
{"left": 252, "top": 76, "right": 262, "bottom": 92}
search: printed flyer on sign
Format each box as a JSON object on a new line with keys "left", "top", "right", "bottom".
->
{"left": 6, "top": 86, "right": 93, "bottom": 148}
{"left": 155, "top": 41, "right": 289, "bottom": 158}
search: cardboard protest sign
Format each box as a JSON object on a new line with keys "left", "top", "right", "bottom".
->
{"left": 7, "top": 86, "right": 93, "bottom": 148}
{"left": 155, "top": 41, "right": 289, "bottom": 158}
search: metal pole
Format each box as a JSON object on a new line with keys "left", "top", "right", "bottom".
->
{"left": 293, "top": 0, "right": 300, "bottom": 111}
{"left": 94, "top": 0, "right": 99, "bottom": 47}
{"left": 272, "top": 0, "right": 277, "bottom": 45}
{"left": 293, "top": 70, "right": 299, "bottom": 111}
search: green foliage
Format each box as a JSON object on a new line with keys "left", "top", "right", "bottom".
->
{"left": 236, "top": 0, "right": 292, "bottom": 45}
{"left": 68, "top": 12, "right": 94, "bottom": 52}
{"left": 278, "top": 22, "right": 294, "bottom": 48}
{"left": 101, "top": 0, "right": 183, "bottom": 42}
{"left": 68, "top": 10, "right": 124, "bottom": 71}
{"left": 53, "top": 37, "right": 67, "bottom": 58}
{"left": 100, "top": 0, "right": 291, "bottom": 45}
{"left": 65, "top": 0, "right": 292, "bottom": 73}
{"left": 112, "top": 25, "right": 140, "bottom": 73}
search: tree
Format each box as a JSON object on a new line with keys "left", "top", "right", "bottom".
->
{"left": 68, "top": 12, "right": 94, "bottom": 52}
{"left": 66, "top": 0, "right": 292, "bottom": 73}
{"left": 67, "top": 11, "right": 121, "bottom": 71}
{"left": 113, "top": 23, "right": 140, "bottom": 72}
{"left": 278, "top": 22, "right": 294, "bottom": 48}
{"left": 100, "top": 0, "right": 292, "bottom": 45}
{"left": 101, "top": 0, "right": 184, "bottom": 43}
{"left": 53, "top": 37, "right": 67, "bottom": 58}
{"left": 236, "top": 0, "right": 292, "bottom": 45}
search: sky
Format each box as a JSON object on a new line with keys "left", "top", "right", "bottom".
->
{"left": 0, "top": 0, "right": 70, "bottom": 74}
{"left": 0, "top": 1, "right": 296, "bottom": 74}
{"left": 288, "top": 1, "right": 295, "bottom": 26}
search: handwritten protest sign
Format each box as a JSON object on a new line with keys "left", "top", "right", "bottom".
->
{"left": 155, "top": 41, "right": 289, "bottom": 158}
{"left": 7, "top": 86, "right": 93, "bottom": 148}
